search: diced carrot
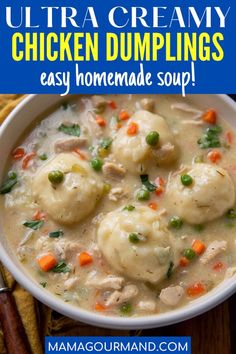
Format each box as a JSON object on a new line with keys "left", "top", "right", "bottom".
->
{"left": 213, "top": 261, "right": 225, "bottom": 272}
{"left": 95, "top": 302, "right": 106, "bottom": 311}
{"left": 155, "top": 176, "right": 165, "bottom": 187}
{"left": 179, "top": 257, "right": 190, "bottom": 267}
{"left": 186, "top": 282, "right": 206, "bottom": 297}
{"left": 207, "top": 150, "right": 222, "bottom": 164}
{"left": 192, "top": 240, "right": 206, "bottom": 255}
{"left": 33, "top": 210, "right": 46, "bottom": 221}
{"left": 108, "top": 100, "right": 117, "bottom": 110}
{"left": 37, "top": 253, "right": 57, "bottom": 272}
{"left": 155, "top": 177, "right": 165, "bottom": 196}
{"left": 127, "top": 122, "right": 139, "bottom": 136}
{"left": 95, "top": 115, "right": 107, "bottom": 127}
{"left": 116, "top": 122, "right": 122, "bottom": 130}
{"left": 119, "top": 110, "right": 130, "bottom": 121}
{"left": 148, "top": 202, "right": 158, "bottom": 210}
{"left": 22, "top": 152, "right": 36, "bottom": 169}
{"left": 225, "top": 131, "right": 233, "bottom": 145}
{"left": 202, "top": 109, "right": 217, "bottom": 124}
{"left": 73, "top": 148, "right": 87, "bottom": 160}
{"left": 12, "top": 147, "right": 25, "bottom": 160}
{"left": 79, "top": 252, "right": 93, "bottom": 266}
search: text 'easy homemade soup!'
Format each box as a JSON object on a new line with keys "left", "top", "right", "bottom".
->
{"left": 1, "top": 95, "right": 236, "bottom": 317}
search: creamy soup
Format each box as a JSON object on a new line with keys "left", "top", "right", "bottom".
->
{"left": 1, "top": 94, "right": 236, "bottom": 317}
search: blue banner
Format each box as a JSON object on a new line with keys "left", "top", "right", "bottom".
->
{"left": 0, "top": 0, "right": 235, "bottom": 95}
{"left": 45, "top": 337, "right": 191, "bottom": 354}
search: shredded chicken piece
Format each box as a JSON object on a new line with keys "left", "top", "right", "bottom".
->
{"left": 180, "top": 120, "right": 203, "bottom": 126}
{"left": 102, "top": 162, "right": 126, "bottom": 180}
{"left": 200, "top": 240, "right": 227, "bottom": 265}
{"left": 159, "top": 286, "right": 184, "bottom": 307}
{"left": 108, "top": 187, "right": 128, "bottom": 201}
{"left": 54, "top": 137, "right": 87, "bottom": 153}
{"left": 152, "top": 143, "right": 175, "bottom": 163}
{"left": 140, "top": 98, "right": 155, "bottom": 112}
{"left": 64, "top": 277, "right": 79, "bottom": 290}
{"left": 158, "top": 208, "right": 167, "bottom": 217}
{"left": 105, "top": 285, "right": 138, "bottom": 306}
{"left": 54, "top": 241, "right": 82, "bottom": 261}
{"left": 17, "top": 246, "right": 33, "bottom": 262}
{"left": 86, "top": 274, "right": 125, "bottom": 290}
{"left": 137, "top": 300, "right": 156, "bottom": 311}
{"left": 19, "top": 229, "right": 34, "bottom": 246}
{"left": 171, "top": 103, "right": 202, "bottom": 119}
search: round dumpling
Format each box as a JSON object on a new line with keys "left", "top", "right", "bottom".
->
{"left": 166, "top": 163, "right": 235, "bottom": 224}
{"left": 32, "top": 153, "right": 103, "bottom": 224}
{"left": 112, "top": 110, "right": 177, "bottom": 173}
{"left": 97, "top": 205, "right": 178, "bottom": 283}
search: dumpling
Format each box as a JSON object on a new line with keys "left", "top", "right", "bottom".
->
{"left": 166, "top": 163, "right": 235, "bottom": 224}
{"left": 97, "top": 205, "right": 178, "bottom": 283}
{"left": 32, "top": 153, "right": 103, "bottom": 224}
{"left": 112, "top": 110, "right": 177, "bottom": 173}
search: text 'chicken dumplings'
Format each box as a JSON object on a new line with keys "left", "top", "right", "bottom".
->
{"left": 1, "top": 94, "right": 236, "bottom": 318}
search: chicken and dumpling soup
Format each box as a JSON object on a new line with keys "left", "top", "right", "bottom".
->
{"left": 1, "top": 94, "right": 236, "bottom": 317}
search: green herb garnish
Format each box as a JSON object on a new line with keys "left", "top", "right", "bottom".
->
{"left": 49, "top": 230, "right": 64, "bottom": 238}
{"left": 100, "top": 138, "right": 112, "bottom": 150}
{"left": 23, "top": 220, "right": 44, "bottom": 230}
{"left": 40, "top": 281, "right": 47, "bottom": 288}
{"left": 198, "top": 125, "right": 222, "bottom": 149}
{"left": 166, "top": 261, "right": 174, "bottom": 279}
{"left": 52, "top": 262, "right": 70, "bottom": 273}
{"left": 140, "top": 174, "right": 156, "bottom": 192}
{"left": 58, "top": 123, "right": 80, "bottom": 137}
{"left": 0, "top": 171, "right": 18, "bottom": 194}
{"left": 123, "top": 205, "right": 135, "bottom": 211}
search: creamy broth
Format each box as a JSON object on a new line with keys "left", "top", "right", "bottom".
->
{"left": 1, "top": 94, "right": 236, "bottom": 317}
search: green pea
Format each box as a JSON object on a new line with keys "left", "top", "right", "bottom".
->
{"left": 145, "top": 131, "right": 160, "bottom": 146}
{"left": 169, "top": 216, "right": 183, "bottom": 229}
{"left": 90, "top": 158, "right": 103, "bottom": 171}
{"left": 226, "top": 209, "right": 236, "bottom": 219}
{"left": 48, "top": 170, "right": 64, "bottom": 184}
{"left": 129, "top": 233, "right": 140, "bottom": 243}
{"left": 183, "top": 248, "right": 196, "bottom": 260}
{"left": 39, "top": 153, "right": 48, "bottom": 161}
{"left": 181, "top": 174, "right": 193, "bottom": 186}
{"left": 136, "top": 188, "right": 150, "bottom": 201}
{"left": 123, "top": 205, "right": 135, "bottom": 211}
{"left": 120, "top": 302, "right": 132, "bottom": 315}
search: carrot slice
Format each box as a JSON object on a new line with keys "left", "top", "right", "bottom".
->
{"left": 33, "top": 210, "right": 46, "bottom": 221}
{"left": 207, "top": 150, "right": 222, "bottom": 164}
{"left": 22, "top": 152, "right": 36, "bottom": 169}
{"left": 73, "top": 148, "right": 87, "bottom": 160}
{"left": 79, "top": 252, "right": 93, "bottom": 266}
{"left": 179, "top": 257, "right": 190, "bottom": 267}
{"left": 38, "top": 253, "right": 57, "bottom": 272}
{"left": 95, "top": 116, "right": 107, "bottom": 127}
{"left": 226, "top": 131, "right": 233, "bottom": 145}
{"left": 213, "top": 261, "right": 225, "bottom": 271}
{"left": 202, "top": 109, "right": 217, "bottom": 124}
{"left": 192, "top": 240, "right": 205, "bottom": 255}
{"left": 186, "top": 282, "right": 205, "bottom": 297}
{"left": 108, "top": 100, "right": 117, "bottom": 110}
{"left": 148, "top": 202, "right": 158, "bottom": 210}
{"left": 95, "top": 302, "right": 106, "bottom": 311}
{"left": 127, "top": 122, "right": 139, "bottom": 136}
{"left": 12, "top": 147, "right": 25, "bottom": 160}
{"left": 119, "top": 110, "right": 130, "bottom": 121}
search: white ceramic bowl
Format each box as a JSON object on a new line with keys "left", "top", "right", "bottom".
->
{"left": 0, "top": 94, "right": 236, "bottom": 330}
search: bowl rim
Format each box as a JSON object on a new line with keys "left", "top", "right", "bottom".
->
{"left": 0, "top": 93, "right": 236, "bottom": 330}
